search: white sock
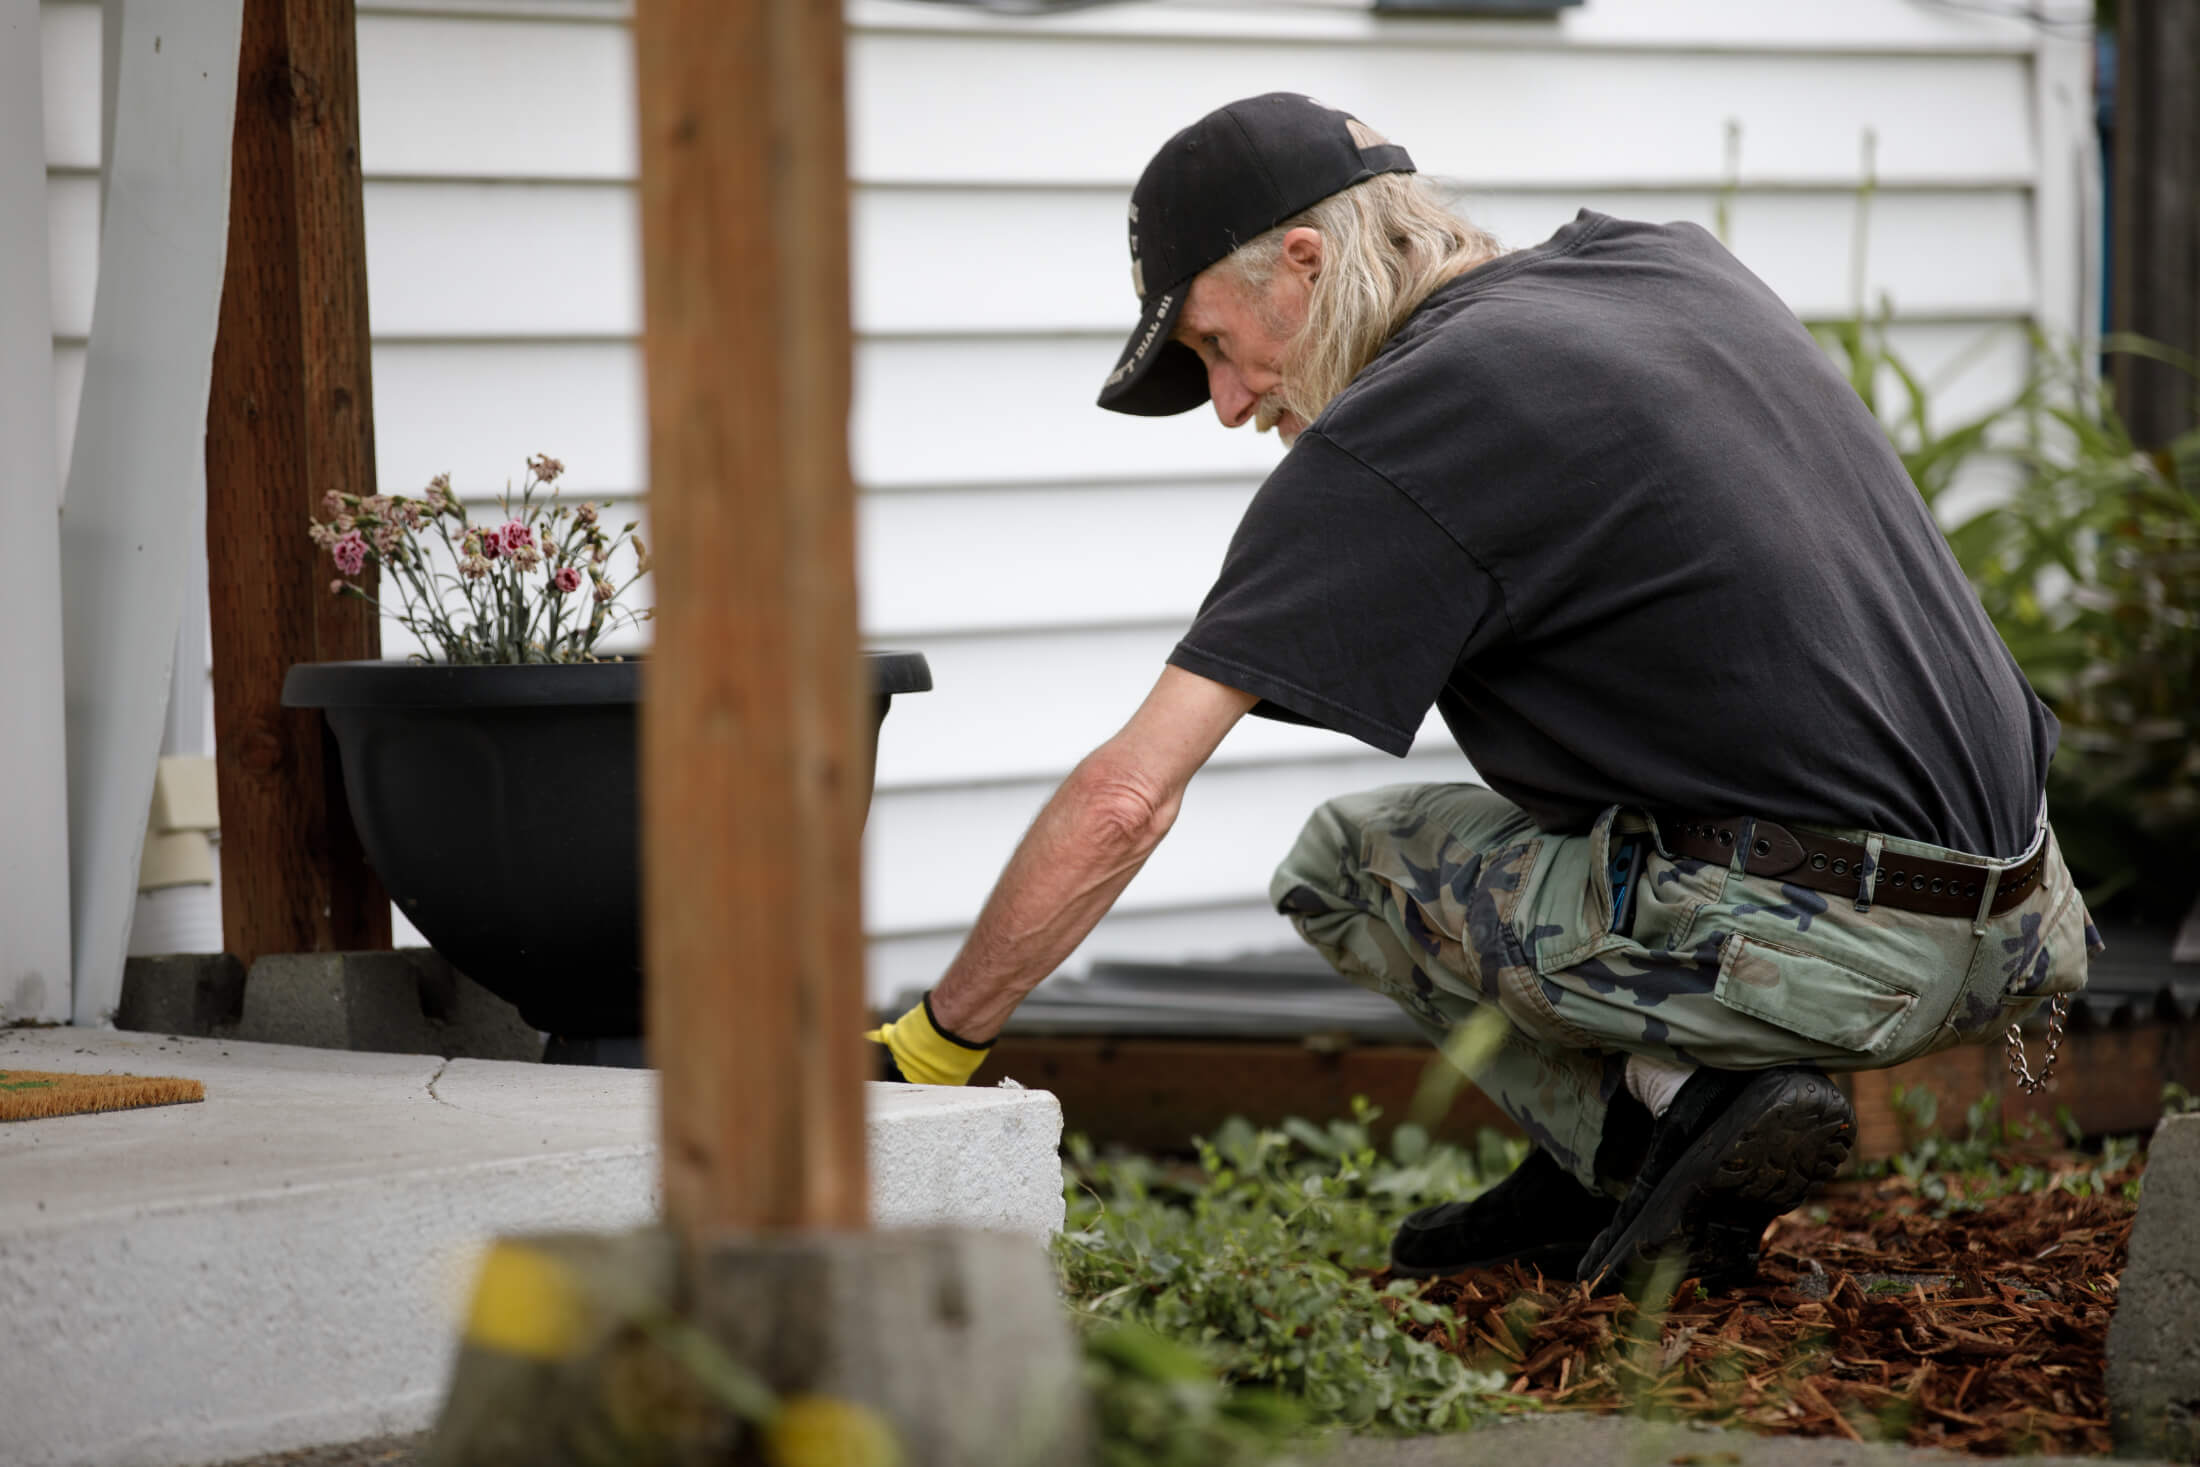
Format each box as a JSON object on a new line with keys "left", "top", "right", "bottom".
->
{"left": 1626, "top": 1053, "right": 1695, "bottom": 1117}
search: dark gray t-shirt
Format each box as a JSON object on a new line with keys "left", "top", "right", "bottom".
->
{"left": 1167, "top": 210, "right": 2054, "bottom": 858}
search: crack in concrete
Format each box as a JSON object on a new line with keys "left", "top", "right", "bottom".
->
{"left": 425, "top": 1058, "right": 455, "bottom": 1109}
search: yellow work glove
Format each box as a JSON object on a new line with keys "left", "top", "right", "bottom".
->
{"left": 866, "top": 992, "right": 992, "bottom": 1086}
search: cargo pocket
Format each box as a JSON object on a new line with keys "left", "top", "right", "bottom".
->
{"left": 1996, "top": 867, "right": 2096, "bottom": 1006}
{"left": 1714, "top": 934, "right": 1923, "bottom": 1058}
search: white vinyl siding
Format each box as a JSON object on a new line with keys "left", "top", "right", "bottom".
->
{"left": 37, "top": 0, "right": 2094, "bottom": 1000}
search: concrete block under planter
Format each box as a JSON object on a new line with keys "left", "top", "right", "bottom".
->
{"left": 119, "top": 947, "right": 542, "bottom": 1061}
{"left": 2108, "top": 1112, "right": 2200, "bottom": 1459}
{"left": 114, "top": 950, "right": 245, "bottom": 1034}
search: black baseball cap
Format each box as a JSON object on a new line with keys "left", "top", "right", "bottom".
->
{"left": 1096, "top": 93, "right": 1416, "bottom": 417}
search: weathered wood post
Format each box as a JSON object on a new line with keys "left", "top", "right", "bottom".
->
{"left": 2111, "top": 0, "right": 2200, "bottom": 447}
{"left": 428, "top": 7, "right": 1083, "bottom": 1459}
{"left": 205, "top": 0, "right": 391, "bottom": 966}
{"left": 635, "top": 0, "right": 870, "bottom": 1237}
{"left": 632, "top": 4, "right": 1084, "bottom": 1460}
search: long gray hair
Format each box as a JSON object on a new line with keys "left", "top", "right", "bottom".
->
{"left": 1219, "top": 172, "right": 1499, "bottom": 427}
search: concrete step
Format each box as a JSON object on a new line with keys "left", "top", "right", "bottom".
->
{"left": 0, "top": 1028, "right": 1062, "bottom": 1467}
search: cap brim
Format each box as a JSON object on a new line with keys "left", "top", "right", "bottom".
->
{"left": 1096, "top": 285, "right": 1210, "bottom": 416}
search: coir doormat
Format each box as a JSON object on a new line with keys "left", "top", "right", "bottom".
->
{"left": 0, "top": 1069, "right": 205, "bottom": 1121}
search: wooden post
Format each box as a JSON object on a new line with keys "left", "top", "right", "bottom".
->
{"left": 635, "top": 0, "right": 870, "bottom": 1232}
{"left": 205, "top": 0, "right": 390, "bottom": 965}
{"left": 2112, "top": 0, "right": 2200, "bottom": 447}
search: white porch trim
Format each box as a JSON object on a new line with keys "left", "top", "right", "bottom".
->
{"left": 59, "top": 0, "right": 243, "bottom": 1024}
{"left": 0, "top": 0, "right": 74, "bottom": 1024}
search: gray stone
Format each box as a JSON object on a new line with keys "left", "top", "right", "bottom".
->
{"left": 424, "top": 1227, "right": 1087, "bottom": 1467}
{"left": 234, "top": 949, "right": 542, "bottom": 1061}
{"left": 691, "top": 1229, "right": 1088, "bottom": 1467}
{"left": 116, "top": 951, "right": 245, "bottom": 1036}
{"left": 2108, "top": 1112, "right": 2200, "bottom": 1460}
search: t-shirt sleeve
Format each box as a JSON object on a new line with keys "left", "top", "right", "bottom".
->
{"left": 1166, "top": 429, "right": 1502, "bottom": 757}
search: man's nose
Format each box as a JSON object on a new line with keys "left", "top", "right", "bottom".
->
{"left": 1208, "top": 365, "right": 1256, "bottom": 429}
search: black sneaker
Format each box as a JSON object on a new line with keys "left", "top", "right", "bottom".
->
{"left": 1388, "top": 1146, "right": 1620, "bottom": 1279}
{"left": 1574, "top": 1065, "right": 1855, "bottom": 1295}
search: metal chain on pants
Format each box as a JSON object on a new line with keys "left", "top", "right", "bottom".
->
{"left": 2005, "top": 995, "right": 2068, "bottom": 1095}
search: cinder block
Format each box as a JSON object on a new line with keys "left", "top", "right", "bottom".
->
{"left": 2108, "top": 1112, "right": 2200, "bottom": 1459}
{"left": 235, "top": 949, "right": 542, "bottom": 1061}
{"left": 116, "top": 952, "right": 245, "bottom": 1036}
{"left": 428, "top": 1228, "right": 1086, "bottom": 1467}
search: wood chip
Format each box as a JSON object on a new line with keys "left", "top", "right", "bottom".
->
{"left": 1372, "top": 1151, "right": 2141, "bottom": 1456}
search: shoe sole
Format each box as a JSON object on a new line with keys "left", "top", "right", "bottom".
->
{"left": 1576, "top": 1068, "right": 1854, "bottom": 1294}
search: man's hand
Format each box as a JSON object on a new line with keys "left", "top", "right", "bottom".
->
{"left": 866, "top": 991, "right": 993, "bottom": 1085}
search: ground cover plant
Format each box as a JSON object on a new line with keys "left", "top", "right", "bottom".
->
{"left": 1059, "top": 1103, "right": 1519, "bottom": 1438}
{"left": 1058, "top": 1096, "right": 2159, "bottom": 1459}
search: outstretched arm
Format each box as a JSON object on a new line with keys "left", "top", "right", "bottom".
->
{"left": 872, "top": 665, "right": 1254, "bottom": 1077}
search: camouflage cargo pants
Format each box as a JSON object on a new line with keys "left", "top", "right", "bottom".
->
{"left": 1273, "top": 784, "right": 2099, "bottom": 1195}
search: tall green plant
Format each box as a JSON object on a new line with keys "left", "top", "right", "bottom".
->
{"left": 1795, "top": 118, "right": 2200, "bottom": 921}
{"left": 1961, "top": 343, "right": 2200, "bottom": 918}
{"left": 1814, "top": 309, "right": 2200, "bottom": 919}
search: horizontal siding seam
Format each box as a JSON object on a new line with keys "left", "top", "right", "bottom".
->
{"left": 356, "top": 1, "right": 630, "bottom": 22}
{"left": 874, "top": 745, "right": 1466, "bottom": 800}
{"left": 847, "top": 12, "right": 2037, "bottom": 60}
{"left": 227, "top": 312, "right": 2036, "bottom": 352}
{"left": 865, "top": 894, "right": 1286, "bottom": 943}
{"left": 33, "top": 165, "right": 2053, "bottom": 192}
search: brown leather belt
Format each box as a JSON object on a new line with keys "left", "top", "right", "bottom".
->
{"left": 1662, "top": 815, "right": 2046, "bottom": 919}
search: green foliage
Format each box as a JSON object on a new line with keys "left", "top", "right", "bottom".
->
{"left": 1082, "top": 1322, "right": 1310, "bottom": 1467}
{"left": 1056, "top": 1101, "right": 1519, "bottom": 1436}
{"left": 1956, "top": 346, "right": 2200, "bottom": 920}
{"left": 1815, "top": 306, "right": 2200, "bottom": 922}
{"left": 1859, "top": 1086, "right": 2145, "bottom": 1210}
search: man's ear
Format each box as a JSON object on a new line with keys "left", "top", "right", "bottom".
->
{"left": 1280, "top": 226, "right": 1324, "bottom": 286}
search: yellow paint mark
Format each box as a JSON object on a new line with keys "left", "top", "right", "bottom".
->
{"left": 767, "top": 1395, "right": 903, "bottom": 1467}
{"left": 463, "top": 1242, "right": 587, "bottom": 1360}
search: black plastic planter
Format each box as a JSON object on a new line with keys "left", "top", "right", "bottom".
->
{"left": 282, "top": 653, "right": 930, "bottom": 1040}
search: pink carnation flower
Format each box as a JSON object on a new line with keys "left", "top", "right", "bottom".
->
{"left": 331, "top": 529, "right": 368, "bottom": 577}
{"left": 553, "top": 566, "right": 583, "bottom": 595}
{"left": 498, "top": 522, "right": 534, "bottom": 555}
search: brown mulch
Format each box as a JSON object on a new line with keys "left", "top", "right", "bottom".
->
{"left": 1375, "top": 1161, "right": 2140, "bottom": 1457}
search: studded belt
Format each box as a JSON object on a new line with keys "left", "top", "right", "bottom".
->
{"left": 1661, "top": 814, "right": 2047, "bottom": 919}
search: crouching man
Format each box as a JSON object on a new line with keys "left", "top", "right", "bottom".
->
{"left": 868, "top": 94, "right": 2097, "bottom": 1290}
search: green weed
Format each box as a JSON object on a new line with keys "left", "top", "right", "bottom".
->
{"left": 1057, "top": 1100, "right": 1516, "bottom": 1436}
{"left": 1858, "top": 1086, "right": 2145, "bottom": 1211}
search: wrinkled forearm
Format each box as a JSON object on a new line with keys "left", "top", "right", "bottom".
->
{"left": 925, "top": 755, "right": 1176, "bottom": 1042}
